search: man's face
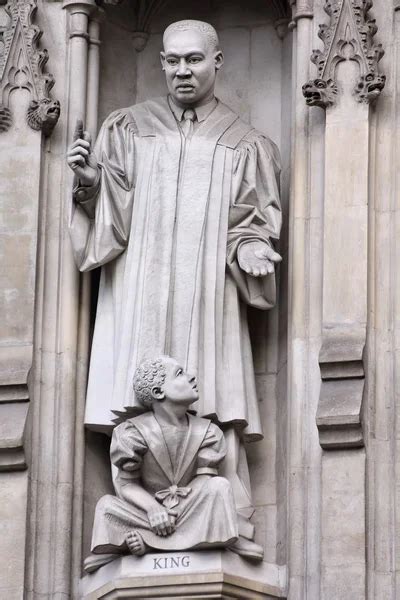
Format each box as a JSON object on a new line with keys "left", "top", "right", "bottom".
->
{"left": 160, "top": 29, "right": 223, "bottom": 107}
{"left": 157, "top": 357, "right": 199, "bottom": 404}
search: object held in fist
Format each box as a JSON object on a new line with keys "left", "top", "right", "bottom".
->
{"left": 71, "top": 118, "right": 84, "bottom": 169}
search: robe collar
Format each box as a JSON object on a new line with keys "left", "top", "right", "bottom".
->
{"left": 131, "top": 96, "right": 247, "bottom": 146}
{"left": 168, "top": 95, "right": 218, "bottom": 123}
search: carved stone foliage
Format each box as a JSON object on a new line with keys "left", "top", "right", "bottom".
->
{"left": 0, "top": 0, "right": 60, "bottom": 135}
{"left": 302, "top": 0, "right": 386, "bottom": 108}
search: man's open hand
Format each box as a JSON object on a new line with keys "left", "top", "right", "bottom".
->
{"left": 238, "top": 240, "right": 282, "bottom": 277}
{"left": 147, "top": 506, "right": 177, "bottom": 537}
{"left": 67, "top": 119, "right": 99, "bottom": 187}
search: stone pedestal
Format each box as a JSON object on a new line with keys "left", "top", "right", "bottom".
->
{"left": 80, "top": 551, "right": 287, "bottom": 599}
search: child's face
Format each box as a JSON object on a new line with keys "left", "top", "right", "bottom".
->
{"left": 160, "top": 357, "right": 199, "bottom": 404}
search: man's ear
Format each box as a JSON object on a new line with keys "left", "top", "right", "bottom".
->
{"left": 151, "top": 385, "right": 165, "bottom": 401}
{"left": 214, "top": 50, "right": 224, "bottom": 71}
{"left": 160, "top": 51, "right": 166, "bottom": 71}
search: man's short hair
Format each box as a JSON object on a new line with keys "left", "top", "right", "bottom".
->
{"left": 133, "top": 357, "right": 167, "bottom": 408}
{"left": 163, "top": 20, "right": 220, "bottom": 51}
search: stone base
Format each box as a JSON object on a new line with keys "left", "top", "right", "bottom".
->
{"left": 80, "top": 550, "right": 287, "bottom": 599}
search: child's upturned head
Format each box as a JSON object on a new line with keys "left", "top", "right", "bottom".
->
{"left": 133, "top": 355, "right": 198, "bottom": 408}
{"left": 133, "top": 357, "right": 168, "bottom": 408}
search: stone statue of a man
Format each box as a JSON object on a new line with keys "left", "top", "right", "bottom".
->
{"left": 84, "top": 356, "right": 263, "bottom": 573}
{"left": 68, "top": 20, "right": 281, "bottom": 528}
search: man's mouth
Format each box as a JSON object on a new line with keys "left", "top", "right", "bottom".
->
{"left": 176, "top": 84, "right": 195, "bottom": 91}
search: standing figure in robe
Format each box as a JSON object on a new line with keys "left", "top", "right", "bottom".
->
{"left": 68, "top": 20, "right": 281, "bottom": 537}
{"left": 84, "top": 355, "right": 264, "bottom": 573}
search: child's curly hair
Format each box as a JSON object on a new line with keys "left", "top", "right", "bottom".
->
{"left": 133, "top": 357, "right": 167, "bottom": 408}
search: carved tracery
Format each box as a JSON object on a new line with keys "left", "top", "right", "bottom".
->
{"left": 98, "top": 0, "right": 292, "bottom": 48}
{"left": 0, "top": 0, "right": 60, "bottom": 134}
{"left": 98, "top": 0, "right": 166, "bottom": 50}
{"left": 302, "top": 0, "right": 386, "bottom": 108}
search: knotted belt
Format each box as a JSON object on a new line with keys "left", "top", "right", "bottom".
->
{"left": 155, "top": 484, "right": 192, "bottom": 509}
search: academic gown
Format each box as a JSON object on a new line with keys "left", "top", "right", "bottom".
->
{"left": 69, "top": 97, "right": 282, "bottom": 439}
{"left": 90, "top": 412, "right": 238, "bottom": 553}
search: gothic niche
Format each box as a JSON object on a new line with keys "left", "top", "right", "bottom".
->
{"left": 302, "top": 0, "right": 386, "bottom": 108}
{"left": 0, "top": 0, "right": 60, "bottom": 135}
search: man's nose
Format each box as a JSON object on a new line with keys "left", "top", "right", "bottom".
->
{"left": 177, "top": 58, "right": 191, "bottom": 77}
{"left": 188, "top": 373, "right": 196, "bottom": 383}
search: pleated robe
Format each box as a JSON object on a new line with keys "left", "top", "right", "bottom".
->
{"left": 69, "top": 97, "right": 281, "bottom": 440}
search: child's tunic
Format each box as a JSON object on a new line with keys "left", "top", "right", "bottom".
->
{"left": 91, "top": 412, "right": 238, "bottom": 553}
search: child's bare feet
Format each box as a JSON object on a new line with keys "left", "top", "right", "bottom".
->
{"left": 126, "top": 530, "right": 146, "bottom": 556}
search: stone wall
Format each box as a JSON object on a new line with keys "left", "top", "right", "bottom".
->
{"left": 0, "top": 0, "right": 398, "bottom": 598}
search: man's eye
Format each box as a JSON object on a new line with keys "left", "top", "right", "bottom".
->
{"left": 167, "top": 59, "right": 178, "bottom": 65}
{"left": 189, "top": 57, "right": 201, "bottom": 64}
{"left": 176, "top": 369, "right": 182, "bottom": 376}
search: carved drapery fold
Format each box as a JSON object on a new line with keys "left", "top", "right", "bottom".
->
{"left": 302, "top": 0, "right": 386, "bottom": 108}
{"left": 0, "top": 0, "right": 60, "bottom": 134}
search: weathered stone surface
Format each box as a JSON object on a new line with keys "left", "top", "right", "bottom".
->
{"left": 0, "top": 1, "right": 398, "bottom": 599}
{"left": 321, "top": 451, "right": 366, "bottom": 599}
{"left": 0, "top": 402, "right": 28, "bottom": 471}
{"left": 81, "top": 551, "right": 287, "bottom": 599}
{"left": 0, "top": 472, "right": 28, "bottom": 600}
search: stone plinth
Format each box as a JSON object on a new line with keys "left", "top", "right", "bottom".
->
{"left": 80, "top": 551, "right": 287, "bottom": 599}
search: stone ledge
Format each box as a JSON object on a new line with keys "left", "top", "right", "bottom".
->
{"left": 0, "top": 401, "right": 29, "bottom": 471}
{"left": 80, "top": 551, "right": 287, "bottom": 599}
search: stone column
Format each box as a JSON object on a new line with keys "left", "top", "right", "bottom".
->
{"left": 366, "top": 2, "right": 400, "bottom": 597}
{"left": 25, "top": 2, "right": 97, "bottom": 598}
{"left": 86, "top": 11, "right": 103, "bottom": 137}
{"left": 286, "top": 1, "right": 324, "bottom": 599}
{"left": 71, "top": 5, "right": 103, "bottom": 593}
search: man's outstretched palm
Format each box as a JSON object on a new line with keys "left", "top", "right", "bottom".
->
{"left": 238, "top": 240, "right": 282, "bottom": 277}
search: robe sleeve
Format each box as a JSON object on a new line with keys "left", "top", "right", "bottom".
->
{"left": 196, "top": 423, "right": 226, "bottom": 476}
{"left": 227, "top": 132, "right": 282, "bottom": 309}
{"left": 68, "top": 108, "right": 137, "bottom": 272}
{"left": 110, "top": 419, "right": 148, "bottom": 481}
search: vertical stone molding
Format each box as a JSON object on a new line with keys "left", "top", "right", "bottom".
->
{"left": 0, "top": 0, "right": 60, "bottom": 135}
{"left": 302, "top": 0, "right": 386, "bottom": 451}
{"left": 0, "top": 1, "right": 54, "bottom": 594}
{"left": 71, "top": 3, "right": 104, "bottom": 593}
{"left": 286, "top": 1, "right": 324, "bottom": 598}
{"left": 313, "top": 25, "right": 371, "bottom": 452}
{"left": 365, "top": 4, "right": 400, "bottom": 598}
{"left": 315, "top": 78, "right": 368, "bottom": 600}
{"left": 302, "top": 0, "right": 386, "bottom": 108}
{"left": 24, "top": 2, "right": 97, "bottom": 598}
{"left": 288, "top": 0, "right": 313, "bottom": 29}
{"left": 86, "top": 10, "right": 103, "bottom": 137}
{"left": 299, "top": 1, "right": 387, "bottom": 597}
